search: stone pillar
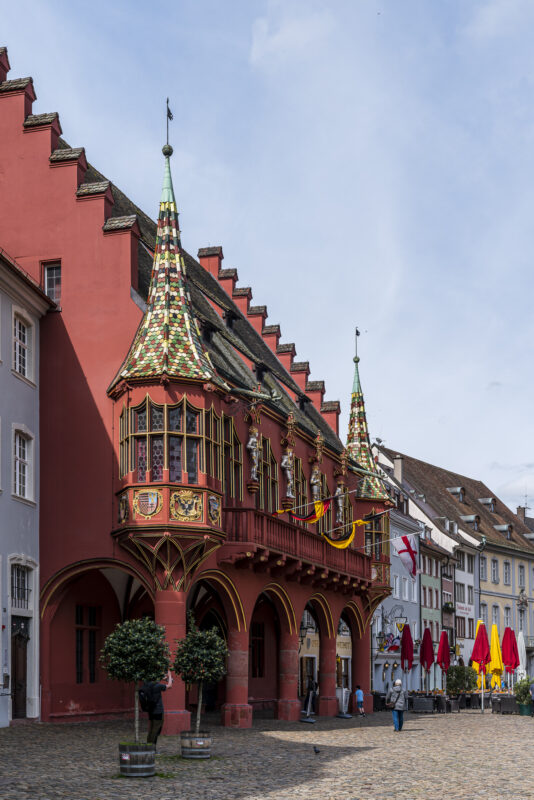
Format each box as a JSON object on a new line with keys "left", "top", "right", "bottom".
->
{"left": 318, "top": 636, "right": 338, "bottom": 716}
{"left": 276, "top": 631, "right": 301, "bottom": 721}
{"left": 221, "top": 628, "right": 252, "bottom": 728}
{"left": 352, "top": 629, "right": 372, "bottom": 713}
{"left": 154, "top": 588, "right": 191, "bottom": 734}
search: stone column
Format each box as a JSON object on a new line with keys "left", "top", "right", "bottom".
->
{"left": 276, "top": 631, "right": 301, "bottom": 721}
{"left": 318, "top": 635, "right": 338, "bottom": 716}
{"left": 154, "top": 588, "right": 191, "bottom": 734}
{"left": 221, "top": 628, "right": 252, "bottom": 728}
{"left": 352, "top": 629, "right": 371, "bottom": 713}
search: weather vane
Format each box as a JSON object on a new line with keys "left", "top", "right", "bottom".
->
{"left": 355, "top": 326, "right": 360, "bottom": 360}
{"left": 166, "top": 98, "right": 173, "bottom": 147}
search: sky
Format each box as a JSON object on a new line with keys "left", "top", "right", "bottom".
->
{"left": 3, "top": 0, "right": 534, "bottom": 510}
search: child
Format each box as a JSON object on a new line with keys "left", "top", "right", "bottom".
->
{"left": 355, "top": 684, "right": 365, "bottom": 717}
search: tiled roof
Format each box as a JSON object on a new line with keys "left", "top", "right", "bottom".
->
{"left": 0, "top": 76, "right": 32, "bottom": 92}
{"left": 198, "top": 246, "right": 222, "bottom": 257}
{"left": 50, "top": 147, "right": 84, "bottom": 162}
{"left": 218, "top": 268, "right": 237, "bottom": 279}
{"left": 306, "top": 380, "right": 325, "bottom": 393}
{"left": 321, "top": 401, "right": 340, "bottom": 412}
{"left": 77, "top": 181, "right": 110, "bottom": 197}
{"left": 381, "top": 447, "right": 534, "bottom": 553}
{"left": 103, "top": 215, "right": 137, "bottom": 231}
{"left": 111, "top": 153, "right": 219, "bottom": 387}
{"left": 346, "top": 356, "right": 388, "bottom": 500}
{"left": 24, "top": 112, "right": 59, "bottom": 127}
{"left": 248, "top": 305, "right": 266, "bottom": 315}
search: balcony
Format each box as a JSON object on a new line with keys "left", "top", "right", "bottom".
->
{"left": 219, "top": 508, "right": 378, "bottom": 589}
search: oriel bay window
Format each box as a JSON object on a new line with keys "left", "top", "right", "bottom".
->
{"left": 365, "top": 512, "right": 390, "bottom": 559}
{"left": 123, "top": 397, "right": 204, "bottom": 483}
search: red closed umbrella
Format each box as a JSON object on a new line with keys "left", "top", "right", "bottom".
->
{"left": 419, "top": 628, "right": 435, "bottom": 672}
{"left": 401, "top": 624, "right": 414, "bottom": 671}
{"left": 471, "top": 622, "right": 491, "bottom": 674}
{"left": 502, "top": 627, "right": 520, "bottom": 674}
{"left": 436, "top": 630, "right": 450, "bottom": 673}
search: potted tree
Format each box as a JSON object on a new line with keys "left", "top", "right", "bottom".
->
{"left": 514, "top": 677, "right": 532, "bottom": 716}
{"left": 173, "top": 613, "right": 227, "bottom": 759}
{"left": 100, "top": 617, "right": 170, "bottom": 776}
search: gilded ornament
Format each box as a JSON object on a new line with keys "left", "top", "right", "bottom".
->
{"left": 170, "top": 489, "right": 203, "bottom": 522}
{"left": 133, "top": 490, "right": 163, "bottom": 519}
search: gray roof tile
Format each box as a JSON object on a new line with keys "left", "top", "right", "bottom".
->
{"left": 24, "top": 112, "right": 59, "bottom": 127}
{"left": 50, "top": 147, "right": 84, "bottom": 162}
{"left": 103, "top": 215, "right": 137, "bottom": 231}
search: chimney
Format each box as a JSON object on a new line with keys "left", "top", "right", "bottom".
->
{"left": 247, "top": 305, "right": 267, "bottom": 335}
{"left": 232, "top": 286, "right": 252, "bottom": 315}
{"left": 394, "top": 454, "right": 403, "bottom": 484}
{"left": 305, "top": 379, "right": 325, "bottom": 413}
{"left": 198, "top": 246, "right": 223, "bottom": 278}
{"left": 262, "top": 324, "right": 281, "bottom": 353}
{"left": 218, "top": 267, "right": 238, "bottom": 296}
{"left": 276, "top": 342, "right": 296, "bottom": 372}
{"left": 290, "top": 361, "right": 310, "bottom": 392}
{"left": 321, "top": 400, "right": 340, "bottom": 436}
{"left": 517, "top": 506, "right": 526, "bottom": 523}
{"left": 0, "top": 47, "right": 10, "bottom": 83}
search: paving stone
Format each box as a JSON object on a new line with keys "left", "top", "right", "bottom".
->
{"left": 0, "top": 711, "right": 533, "bottom": 799}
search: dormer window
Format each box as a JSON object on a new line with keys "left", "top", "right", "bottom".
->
{"left": 494, "top": 523, "right": 513, "bottom": 540}
{"left": 447, "top": 487, "right": 465, "bottom": 503}
{"left": 460, "top": 514, "right": 480, "bottom": 531}
{"left": 478, "top": 497, "right": 496, "bottom": 513}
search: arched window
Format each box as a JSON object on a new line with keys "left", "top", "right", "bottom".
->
{"left": 223, "top": 415, "right": 242, "bottom": 502}
{"left": 258, "top": 437, "right": 278, "bottom": 513}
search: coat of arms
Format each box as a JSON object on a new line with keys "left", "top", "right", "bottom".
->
{"left": 208, "top": 494, "right": 221, "bottom": 525}
{"left": 133, "top": 490, "right": 162, "bottom": 519}
{"left": 170, "top": 490, "right": 203, "bottom": 522}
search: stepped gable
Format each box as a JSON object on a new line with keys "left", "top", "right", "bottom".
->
{"left": 346, "top": 355, "right": 388, "bottom": 500}
{"left": 109, "top": 147, "right": 220, "bottom": 388}
{"left": 382, "top": 447, "right": 534, "bottom": 552}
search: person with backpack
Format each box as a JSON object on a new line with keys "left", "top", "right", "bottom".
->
{"left": 385, "top": 678, "right": 406, "bottom": 732}
{"left": 140, "top": 671, "right": 173, "bottom": 747}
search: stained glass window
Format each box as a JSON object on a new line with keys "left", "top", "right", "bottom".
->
{"left": 151, "top": 405, "right": 164, "bottom": 431}
{"left": 169, "top": 436, "right": 183, "bottom": 482}
{"left": 136, "top": 438, "right": 147, "bottom": 482}
{"left": 151, "top": 436, "right": 164, "bottom": 481}
{"left": 169, "top": 407, "right": 182, "bottom": 431}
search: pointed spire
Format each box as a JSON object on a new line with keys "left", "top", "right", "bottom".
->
{"left": 115, "top": 145, "right": 218, "bottom": 386}
{"left": 346, "top": 332, "right": 387, "bottom": 500}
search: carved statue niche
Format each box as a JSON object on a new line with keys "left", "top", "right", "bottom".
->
{"left": 310, "top": 462, "right": 322, "bottom": 502}
{"left": 281, "top": 448, "right": 295, "bottom": 500}
{"left": 246, "top": 426, "right": 261, "bottom": 483}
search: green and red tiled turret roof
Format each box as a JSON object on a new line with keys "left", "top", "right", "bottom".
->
{"left": 346, "top": 355, "right": 388, "bottom": 500}
{"left": 113, "top": 145, "right": 219, "bottom": 386}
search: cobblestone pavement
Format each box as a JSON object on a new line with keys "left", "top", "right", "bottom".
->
{"left": 1, "top": 710, "right": 533, "bottom": 800}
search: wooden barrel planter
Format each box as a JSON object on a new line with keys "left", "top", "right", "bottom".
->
{"left": 180, "top": 731, "right": 212, "bottom": 759}
{"left": 119, "top": 743, "right": 156, "bottom": 777}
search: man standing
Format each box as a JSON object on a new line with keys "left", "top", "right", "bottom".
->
{"left": 386, "top": 678, "right": 406, "bottom": 732}
{"left": 354, "top": 685, "right": 365, "bottom": 717}
{"left": 142, "top": 671, "right": 173, "bottom": 747}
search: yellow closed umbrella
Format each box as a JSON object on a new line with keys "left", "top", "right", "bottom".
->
{"left": 489, "top": 624, "right": 503, "bottom": 689}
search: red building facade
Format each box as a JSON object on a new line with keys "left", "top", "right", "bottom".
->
{"left": 0, "top": 49, "right": 391, "bottom": 731}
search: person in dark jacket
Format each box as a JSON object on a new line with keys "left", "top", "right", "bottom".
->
{"left": 142, "top": 671, "right": 173, "bottom": 747}
{"left": 386, "top": 678, "right": 406, "bottom": 732}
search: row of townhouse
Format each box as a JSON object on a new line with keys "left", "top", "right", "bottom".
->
{"left": 370, "top": 446, "right": 534, "bottom": 692}
{"left": 0, "top": 249, "right": 53, "bottom": 725}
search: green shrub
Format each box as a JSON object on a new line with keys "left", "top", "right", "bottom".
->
{"left": 513, "top": 677, "right": 532, "bottom": 705}
{"left": 446, "top": 665, "right": 478, "bottom": 694}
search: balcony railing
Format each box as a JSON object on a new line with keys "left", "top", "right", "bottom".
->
{"left": 223, "top": 508, "right": 373, "bottom": 581}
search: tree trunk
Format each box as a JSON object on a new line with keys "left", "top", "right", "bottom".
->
{"left": 195, "top": 681, "right": 203, "bottom": 735}
{"left": 134, "top": 686, "right": 140, "bottom": 743}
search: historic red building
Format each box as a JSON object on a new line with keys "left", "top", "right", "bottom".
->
{"left": 0, "top": 48, "right": 391, "bottom": 731}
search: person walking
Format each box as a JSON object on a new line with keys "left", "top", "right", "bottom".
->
{"left": 142, "top": 670, "right": 173, "bottom": 747}
{"left": 354, "top": 685, "right": 366, "bottom": 717}
{"left": 386, "top": 678, "right": 406, "bottom": 732}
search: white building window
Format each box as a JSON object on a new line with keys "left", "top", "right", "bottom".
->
{"left": 504, "top": 607, "right": 512, "bottom": 628}
{"left": 480, "top": 556, "right": 487, "bottom": 581}
{"left": 12, "top": 308, "right": 34, "bottom": 382}
{"left": 455, "top": 582, "right": 465, "bottom": 603}
{"left": 412, "top": 580, "right": 418, "bottom": 602}
{"left": 457, "top": 551, "right": 465, "bottom": 571}
{"left": 504, "top": 562, "right": 511, "bottom": 585}
{"left": 480, "top": 603, "right": 488, "bottom": 627}
{"left": 13, "top": 427, "right": 34, "bottom": 501}
{"left": 468, "top": 585, "right": 474, "bottom": 605}
{"left": 492, "top": 605, "right": 499, "bottom": 627}
{"left": 519, "top": 564, "right": 525, "bottom": 589}
{"left": 519, "top": 608, "right": 525, "bottom": 632}
{"left": 491, "top": 559, "right": 499, "bottom": 584}
{"left": 402, "top": 577, "right": 408, "bottom": 600}
{"left": 11, "top": 564, "right": 31, "bottom": 610}
{"left": 467, "top": 554, "right": 474, "bottom": 573}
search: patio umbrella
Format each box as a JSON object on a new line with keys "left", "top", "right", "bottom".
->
{"left": 437, "top": 630, "right": 450, "bottom": 672}
{"left": 488, "top": 624, "right": 503, "bottom": 689}
{"left": 419, "top": 628, "right": 434, "bottom": 690}
{"left": 401, "top": 624, "right": 414, "bottom": 672}
{"left": 472, "top": 619, "right": 484, "bottom": 689}
{"left": 471, "top": 621, "right": 491, "bottom": 712}
{"left": 517, "top": 631, "right": 527, "bottom": 681}
{"left": 502, "top": 627, "right": 519, "bottom": 688}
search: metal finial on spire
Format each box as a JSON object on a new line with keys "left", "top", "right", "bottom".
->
{"left": 163, "top": 98, "right": 174, "bottom": 157}
{"left": 354, "top": 326, "right": 360, "bottom": 364}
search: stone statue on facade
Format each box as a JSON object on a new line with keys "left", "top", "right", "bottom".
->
{"left": 310, "top": 463, "right": 321, "bottom": 502}
{"left": 281, "top": 448, "right": 295, "bottom": 499}
{"left": 335, "top": 484, "right": 345, "bottom": 525}
{"left": 246, "top": 427, "right": 261, "bottom": 482}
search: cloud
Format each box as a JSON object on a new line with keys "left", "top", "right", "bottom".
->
{"left": 486, "top": 381, "right": 502, "bottom": 390}
{"left": 250, "top": 7, "right": 335, "bottom": 68}
{"left": 464, "top": 0, "right": 534, "bottom": 42}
